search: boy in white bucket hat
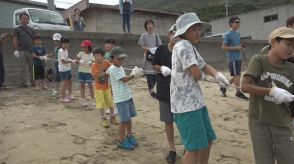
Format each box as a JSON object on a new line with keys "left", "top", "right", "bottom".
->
{"left": 170, "top": 13, "right": 230, "bottom": 164}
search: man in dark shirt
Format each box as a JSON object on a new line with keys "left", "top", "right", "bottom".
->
{"left": 152, "top": 24, "right": 177, "bottom": 164}
{"left": 0, "top": 32, "right": 8, "bottom": 89}
{"left": 72, "top": 8, "right": 86, "bottom": 32}
{"left": 119, "top": 0, "right": 133, "bottom": 34}
{"left": 13, "top": 12, "right": 36, "bottom": 87}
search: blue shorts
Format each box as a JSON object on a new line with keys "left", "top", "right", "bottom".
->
{"left": 59, "top": 70, "right": 72, "bottom": 81}
{"left": 228, "top": 60, "right": 242, "bottom": 76}
{"left": 55, "top": 62, "right": 61, "bottom": 82}
{"left": 174, "top": 107, "right": 217, "bottom": 151}
{"left": 78, "top": 72, "right": 93, "bottom": 83}
{"left": 116, "top": 98, "right": 137, "bottom": 123}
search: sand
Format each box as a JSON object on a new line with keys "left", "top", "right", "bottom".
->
{"left": 0, "top": 75, "right": 253, "bottom": 164}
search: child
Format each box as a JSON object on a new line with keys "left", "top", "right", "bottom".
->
{"left": 107, "top": 46, "right": 143, "bottom": 150}
{"left": 58, "top": 37, "right": 75, "bottom": 103}
{"left": 49, "top": 33, "right": 62, "bottom": 96}
{"left": 104, "top": 37, "right": 116, "bottom": 62}
{"left": 152, "top": 24, "right": 177, "bottom": 163}
{"left": 241, "top": 27, "right": 294, "bottom": 164}
{"left": 31, "top": 36, "right": 48, "bottom": 90}
{"left": 76, "top": 40, "right": 95, "bottom": 106}
{"left": 170, "top": 13, "right": 229, "bottom": 164}
{"left": 92, "top": 47, "right": 119, "bottom": 128}
{"left": 46, "top": 68, "right": 55, "bottom": 82}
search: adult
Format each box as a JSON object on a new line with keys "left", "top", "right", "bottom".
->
{"left": 221, "top": 16, "right": 248, "bottom": 99}
{"left": 138, "top": 19, "right": 162, "bottom": 98}
{"left": 13, "top": 12, "right": 36, "bottom": 87}
{"left": 0, "top": 33, "right": 8, "bottom": 89}
{"left": 72, "top": 8, "right": 86, "bottom": 32}
{"left": 152, "top": 24, "right": 177, "bottom": 163}
{"left": 119, "top": 0, "right": 133, "bottom": 34}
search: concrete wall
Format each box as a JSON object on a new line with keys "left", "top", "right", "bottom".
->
{"left": 83, "top": 8, "right": 177, "bottom": 35}
{"left": 209, "top": 4, "right": 294, "bottom": 40}
{"left": 0, "top": 28, "right": 266, "bottom": 86}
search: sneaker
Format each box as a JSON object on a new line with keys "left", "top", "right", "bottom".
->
{"left": 66, "top": 95, "right": 76, "bottom": 100}
{"left": 220, "top": 87, "right": 227, "bottom": 97}
{"left": 101, "top": 118, "right": 110, "bottom": 128}
{"left": 110, "top": 116, "right": 120, "bottom": 125}
{"left": 236, "top": 91, "right": 249, "bottom": 100}
{"left": 60, "top": 98, "right": 71, "bottom": 103}
{"left": 117, "top": 139, "right": 135, "bottom": 150}
{"left": 126, "top": 134, "right": 138, "bottom": 147}
{"left": 166, "top": 151, "right": 176, "bottom": 164}
{"left": 52, "top": 90, "right": 57, "bottom": 96}
{"left": 90, "top": 98, "right": 96, "bottom": 106}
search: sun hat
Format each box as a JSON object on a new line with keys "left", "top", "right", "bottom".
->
{"left": 268, "top": 27, "right": 294, "bottom": 42}
{"left": 174, "top": 13, "right": 210, "bottom": 38}
{"left": 110, "top": 46, "right": 128, "bottom": 58}
{"left": 52, "top": 33, "right": 62, "bottom": 41}
{"left": 80, "top": 40, "right": 92, "bottom": 47}
{"left": 169, "top": 24, "right": 177, "bottom": 33}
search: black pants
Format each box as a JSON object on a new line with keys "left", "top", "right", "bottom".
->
{"left": 146, "top": 74, "right": 156, "bottom": 91}
{"left": 0, "top": 54, "right": 4, "bottom": 87}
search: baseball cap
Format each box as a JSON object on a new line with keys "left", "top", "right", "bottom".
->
{"left": 268, "top": 27, "right": 294, "bottom": 42}
{"left": 80, "top": 40, "right": 92, "bottom": 47}
{"left": 110, "top": 46, "right": 127, "bottom": 58}
{"left": 52, "top": 33, "right": 62, "bottom": 41}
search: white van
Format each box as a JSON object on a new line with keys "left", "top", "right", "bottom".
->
{"left": 13, "top": 8, "right": 70, "bottom": 31}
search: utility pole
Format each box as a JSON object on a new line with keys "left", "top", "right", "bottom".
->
{"left": 48, "top": 0, "right": 55, "bottom": 11}
{"left": 225, "top": 0, "right": 230, "bottom": 17}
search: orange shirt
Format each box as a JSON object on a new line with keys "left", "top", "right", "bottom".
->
{"left": 91, "top": 60, "right": 111, "bottom": 90}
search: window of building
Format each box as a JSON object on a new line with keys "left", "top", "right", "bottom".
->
{"left": 264, "top": 14, "right": 278, "bottom": 23}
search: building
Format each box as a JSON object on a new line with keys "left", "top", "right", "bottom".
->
{"left": 0, "top": 0, "right": 64, "bottom": 28}
{"left": 63, "top": 0, "right": 180, "bottom": 35}
{"left": 209, "top": 4, "right": 294, "bottom": 40}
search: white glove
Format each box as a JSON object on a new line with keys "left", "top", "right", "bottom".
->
{"left": 14, "top": 50, "right": 19, "bottom": 58}
{"left": 149, "top": 47, "right": 157, "bottom": 54}
{"left": 160, "top": 66, "right": 171, "bottom": 77}
{"left": 88, "top": 60, "right": 93, "bottom": 65}
{"left": 215, "top": 72, "right": 230, "bottom": 88}
{"left": 201, "top": 73, "right": 207, "bottom": 80}
{"left": 39, "top": 56, "right": 48, "bottom": 61}
{"left": 131, "top": 66, "right": 139, "bottom": 76}
{"left": 269, "top": 86, "right": 294, "bottom": 103}
{"left": 131, "top": 66, "right": 143, "bottom": 78}
{"left": 79, "top": 60, "right": 85, "bottom": 64}
{"left": 68, "top": 59, "right": 76, "bottom": 64}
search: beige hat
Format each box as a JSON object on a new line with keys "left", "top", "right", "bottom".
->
{"left": 174, "top": 13, "right": 210, "bottom": 38}
{"left": 268, "top": 27, "right": 294, "bottom": 42}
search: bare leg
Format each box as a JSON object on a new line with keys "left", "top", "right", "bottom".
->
{"left": 229, "top": 77, "right": 234, "bottom": 85}
{"left": 198, "top": 143, "right": 212, "bottom": 164}
{"left": 68, "top": 80, "right": 72, "bottom": 96}
{"left": 165, "top": 122, "right": 176, "bottom": 151}
{"left": 234, "top": 75, "right": 241, "bottom": 89}
{"left": 88, "top": 82, "right": 94, "bottom": 99}
{"left": 126, "top": 121, "right": 132, "bottom": 135}
{"left": 119, "top": 123, "right": 126, "bottom": 141}
{"left": 61, "top": 80, "right": 67, "bottom": 99}
{"left": 80, "top": 82, "right": 85, "bottom": 99}
{"left": 183, "top": 151, "right": 199, "bottom": 164}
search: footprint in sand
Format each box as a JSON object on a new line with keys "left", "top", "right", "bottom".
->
{"left": 71, "top": 135, "right": 87, "bottom": 145}
{"left": 60, "top": 153, "right": 92, "bottom": 164}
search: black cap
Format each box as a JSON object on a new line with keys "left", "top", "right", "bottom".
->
{"left": 60, "top": 37, "right": 70, "bottom": 43}
{"left": 229, "top": 16, "right": 240, "bottom": 24}
{"left": 110, "top": 46, "right": 127, "bottom": 58}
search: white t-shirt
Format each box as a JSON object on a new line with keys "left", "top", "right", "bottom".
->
{"left": 77, "top": 51, "right": 95, "bottom": 73}
{"left": 170, "top": 40, "right": 207, "bottom": 113}
{"left": 58, "top": 48, "right": 71, "bottom": 72}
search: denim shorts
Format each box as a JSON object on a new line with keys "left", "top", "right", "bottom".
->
{"left": 116, "top": 98, "right": 137, "bottom": 123}
{"left": 174, "top": 106, "right": 217, "bottom": 151}
{"left": 59, "top": 70, "right": 72, "bottom": 81}
{"left": 228, "top": 60, "right": 242, "bottom": 76}
{"left": 78, "top": 72, "right": 93, "bottom": 83}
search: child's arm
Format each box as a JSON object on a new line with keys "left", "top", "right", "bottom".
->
{"left": 120, "top": 74, "right": 134, "bottom": 83}
{"left": 188, "top": 64, "right": 203, "bottom": 80}
{"left": 241, "top": 75, "right": 271, "bottom": 95}
{"left": 32, "top": 52, "right": 40, "bottom": 59}
{"left": 61, "top": 59, "right": 72, "bottom": 64}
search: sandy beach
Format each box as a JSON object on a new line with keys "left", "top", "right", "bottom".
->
{"left": 0, "top": 74, "right": 253, "bottom": 164}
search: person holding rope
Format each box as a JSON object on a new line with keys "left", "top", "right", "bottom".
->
{"left": 241, "top": 27, "right": 294, "bottom": 164}
{"left": 0, "top": 32, "right": 8, "bottom": 90}
{"left": 221, "top": 16, "right": 249, "bottom": 99}
{"left": 152, "top": 24, "right": 177, "bottom": 163}
{"left": 171, "top": 13, "right": 230, "bottom": 164}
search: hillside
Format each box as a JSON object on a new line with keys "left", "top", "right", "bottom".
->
{"left": 134, "top": 0, "right": 294, "bottom": 21}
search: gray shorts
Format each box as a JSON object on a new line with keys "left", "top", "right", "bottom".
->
{"left": 249, "top": 119, "right": 294, "bottom": 164}
{"left": 159, "top": 101, "right": 173, "bottom": 123}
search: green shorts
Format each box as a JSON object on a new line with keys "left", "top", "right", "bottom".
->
{"left": 174, "top": 106, "right": 217, "bottom": 151}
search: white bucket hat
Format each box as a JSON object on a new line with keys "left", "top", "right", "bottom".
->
{"left": 52, "top": 33, "right": 62, "bottom": 41}
{"left": 174, "top": 13, "right": 210, "bottom": 38}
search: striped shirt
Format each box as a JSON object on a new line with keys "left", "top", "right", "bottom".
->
{"left": 107, "top": 65, "right": 132, "bottom": 103}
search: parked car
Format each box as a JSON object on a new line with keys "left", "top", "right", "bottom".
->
{"left": 13, "top": 8, "right": 70, "bottom": 31}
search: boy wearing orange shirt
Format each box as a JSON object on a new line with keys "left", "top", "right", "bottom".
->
{"left": 92, "top": 47, "right": 119, "bottom": 128}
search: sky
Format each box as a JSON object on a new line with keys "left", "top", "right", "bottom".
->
{"left": 30, "top": 0, "right": 118, "bottom": 9}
